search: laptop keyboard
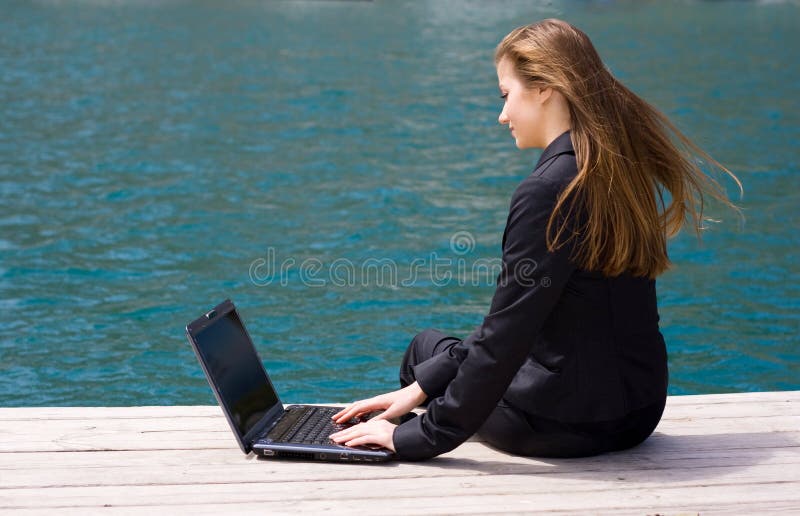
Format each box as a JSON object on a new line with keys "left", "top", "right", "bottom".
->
{"left": 271, "top": 406, "right": 346, "bottom": 445}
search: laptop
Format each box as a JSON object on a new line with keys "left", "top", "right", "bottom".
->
{"left": 185, "top": 299, "right": 394, "bottom": 462}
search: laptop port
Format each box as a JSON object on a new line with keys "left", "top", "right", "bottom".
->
{"left": 339, "top": 453, "right": 348, "bottom": 460}
{"left": 352, "top": 456, "right": 361, "bottom": 462}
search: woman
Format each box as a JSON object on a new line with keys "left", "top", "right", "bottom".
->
{"left": 330, "top": 19, "right": 741, "bottom": 461}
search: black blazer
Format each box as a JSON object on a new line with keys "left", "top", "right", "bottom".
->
{"left": 392, "top": 131, "right": 668, "bottom": 461}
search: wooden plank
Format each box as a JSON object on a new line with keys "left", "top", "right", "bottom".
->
{"left": 0, "top": 438, "right": 795, "bottom": 471}
{"left": 663, "top": 391, "right": 800, "bottom": 405}
{"left": 1, "top": 397, "right": 797, "bottom": 422}
{"left": 2, "top": 413, "right": 797, "bottom": 453}
{"left": 0, "top": 393, "right": 797, "bottom": 452}
{"left": 0, "top": 405, "right": 223, "bottom": 421}
{"left": 0, "top": 391, "right": 798, "bottom": 514}
{"left": 0, "top": 390, "right": 796, "bottom": 421}
{"left": 2, "top": 444, "right": 798, "bottom": 489}
{"left": 0, "top": 389, "right": 795, "bottom": 458}
{"left": 1, "top": 473, "right": 799, "bottom": 511}
{"left": 4, "top": 500, "right": 800, "bottom": 516}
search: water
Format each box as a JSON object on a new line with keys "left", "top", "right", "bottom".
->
{"left": 1, "top": 0, "right": 798, "bottom": 407}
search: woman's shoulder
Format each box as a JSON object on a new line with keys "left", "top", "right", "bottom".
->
{"left": 513, "top": 152, "right": 578, "bottom": 202}
{"left": 532, "top": 151, "right": 578, "bottom": 184}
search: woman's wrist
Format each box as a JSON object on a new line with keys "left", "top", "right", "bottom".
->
{"left": 408, "top": 381, "right": 428, "bottom": 405}
{"left": 390, "top": 423, "right": 399, "bottom": 455}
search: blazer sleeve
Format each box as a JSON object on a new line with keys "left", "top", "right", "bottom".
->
{"left": 392, "top": 172, "right": 578, "bottom": 460}
{"left": 409, "top": 329, "right": 474, "bottom": 398}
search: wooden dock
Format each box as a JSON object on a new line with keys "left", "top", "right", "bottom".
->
{"left": 1, "top": 391, "right": 798, "bottom": 514}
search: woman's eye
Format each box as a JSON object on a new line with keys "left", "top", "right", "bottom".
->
{"left": 500, "top": 93, "right": 508, "bottom": 100}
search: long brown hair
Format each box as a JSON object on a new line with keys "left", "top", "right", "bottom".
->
{"left": 495, "top": 19, "right": 742, "bottom": 279}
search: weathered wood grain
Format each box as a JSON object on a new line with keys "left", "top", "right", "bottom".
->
{"left": 0, "top": 391, "right": 798, "bottom": 514}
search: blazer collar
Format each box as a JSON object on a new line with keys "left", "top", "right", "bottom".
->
{"left": 535, "top": 130, "right": 574, "bottom": 170}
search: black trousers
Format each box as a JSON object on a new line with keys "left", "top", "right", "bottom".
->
{"left": 399, "top": 329, "right": 665, "bottom": 458}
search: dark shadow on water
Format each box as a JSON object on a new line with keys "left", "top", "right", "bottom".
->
{"left": 418, "top": 431, "right": 799, "bottom": 482}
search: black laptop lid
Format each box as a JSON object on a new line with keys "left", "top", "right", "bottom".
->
{"left": 186, "top": 300, "right": 282, "bottom": 453}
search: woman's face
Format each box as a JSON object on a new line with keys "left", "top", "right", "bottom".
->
{"left": 496, "top": 57, "right": 547, "bottom": 149}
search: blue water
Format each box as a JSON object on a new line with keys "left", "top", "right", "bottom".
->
{"left": 1, "top": 0, "right": 798, "bottom": 407}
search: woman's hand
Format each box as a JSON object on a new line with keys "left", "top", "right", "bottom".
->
{"left": 329, "top": 419, "right": 397, "bottom": 452}
{"left": 331, "top": 381, "right": 427, "bottom": 424}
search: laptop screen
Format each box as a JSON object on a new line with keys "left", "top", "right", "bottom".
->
{"left": 191, "top": 308, "right": 279, "bottom": 439}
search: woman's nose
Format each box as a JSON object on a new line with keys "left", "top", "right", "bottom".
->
{"left": 498, "top": 108, "right": 508, "bottom": 125}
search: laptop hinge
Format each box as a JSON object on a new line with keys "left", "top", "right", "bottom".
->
{"left": 244, "top": 403, "right": 285, "bottom": 449}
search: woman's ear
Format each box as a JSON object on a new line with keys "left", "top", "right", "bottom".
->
{"left": 538, "top": 87, "right": 554, "bottom": 104}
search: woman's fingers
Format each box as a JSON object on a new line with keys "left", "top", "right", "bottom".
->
{"left": 329, "top": 424, "right": 360, "bottom": 441}
{"left": 329, "top": 420, "right": 396, "bottom": 452}
{"left": 332, "top": 404, "right": 360, "bottom": 423}
{"left": 341, "top": 434, "right": 381, "bottom": 449}
{"left": 331, "top": 403, "right": 358, "bottom": 421}
{"left": 332, "top": 398, "right": 382, "bottom": 423}
{"left": 370, "top": 403, "right": 404, "bottom": 422}
{"left": 333, "top": 402, "right": 373, "bottom": 423}
{"left": 332, "top": 399, "right": 370, "bottom": 421}
{"left": 370, "top": 388, "right": 420, "bottom": 421}
{"left": 331, "top": 386, "right": 419, "bottom": 423}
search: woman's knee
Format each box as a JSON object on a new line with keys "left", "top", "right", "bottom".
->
{"left": 400, "top": 329, "right": 438, "bottom": 387}
{"left": 399, "top": 329, "right": 458, "bottom": 388}
{"left": 407, "top": 329, "right": 456, "bottom": 362}
{"left": 410, "top": 328, "right": 444, "bottom": 349}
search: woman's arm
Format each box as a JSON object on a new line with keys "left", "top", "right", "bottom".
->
{"left": 393, "top": 170, "right": 578, "bottom": 460}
